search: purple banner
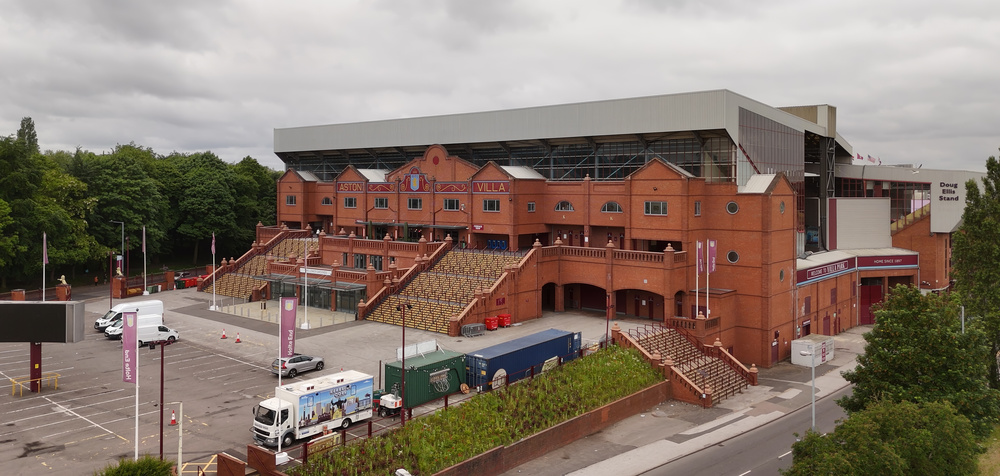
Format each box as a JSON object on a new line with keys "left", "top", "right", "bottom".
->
{"left": 280, "top": 297, "right": 297, "bottom": 358}
{"left": 122, "top": 311, "right": 137, "bottom": 383}
{"left": 696, "top": 241, "right": 704, "bottom": 273}
{"left": 707, "top": 239, "right": 717, "bottom": 273}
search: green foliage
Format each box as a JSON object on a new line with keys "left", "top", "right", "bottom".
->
{"left": 838, "top": 284, "right": 1000, "bottom": 438}
{"left": 0, "top": 119, "right": 281, "bottom": 290}
{"left": 94, "top": 454, "right": 173, "bottom": 476}
{"left": 953, "top": 154, "right": 1000, "bottom": 386}
{"left": 783, "top": 400, "right": 981, "bottom": 476}
{"left": 291, "top": 345, "right": 664, "bottom": 476}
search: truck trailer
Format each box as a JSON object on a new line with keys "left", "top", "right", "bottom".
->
{"left": 252, "top": 370, "right": 375, "bottom": 447}
{"left": 466, "top": 328, "right": 581, "bottom": 390}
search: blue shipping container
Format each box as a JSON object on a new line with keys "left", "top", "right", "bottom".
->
{"left": 465, "top": 328, "right": 582, "bottom": 389}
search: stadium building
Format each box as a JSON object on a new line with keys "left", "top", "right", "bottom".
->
{"left": 241, "top": 89, "right": 982, "bottom": 369}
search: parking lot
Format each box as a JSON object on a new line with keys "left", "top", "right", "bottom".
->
{"left": 0, "top": 288, "right": 641, "bottom": 475}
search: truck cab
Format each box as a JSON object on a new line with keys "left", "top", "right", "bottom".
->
{"left": 252, "top": 398, "right": 293, "bottom": 447}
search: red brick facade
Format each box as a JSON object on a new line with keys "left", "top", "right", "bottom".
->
{"left": 275, "top": 145, "right": 921, "bottom": 367}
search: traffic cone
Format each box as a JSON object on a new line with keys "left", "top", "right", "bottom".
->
{"left": 235, "top": 333, "right": 241, "bottom": 343}
{"left": 169, "top": 410, "right": 177, "bottom": 426}
{"left": 221, "top": 328, "right": 227, "bottom": 339}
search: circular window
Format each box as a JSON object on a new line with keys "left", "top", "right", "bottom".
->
{"left": 726, "top": 201, "right": 739, "bottom": 214}
{"left": 779, "top": 269, "right": 785, "bottom": 282}
{"left": 779, "top": 201, "right": 785, "bottom": 214}
{"left": 727, "top": 250, "right": 739, "bottom": 263}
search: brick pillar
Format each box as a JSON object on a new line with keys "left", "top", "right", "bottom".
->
{"left": 30, "top": 342, "right": 42, "bottom": 393}
{"left": 12, "top": 289, "right": 25, "bottom": 301}
{"left": 166, "top": 270, "right": 175, "bottom": 291}
{"left": 56, "top": 284, "right": 71, "bottom": 301}
{"left": 418, "top": 235, "right": 428, "bottom": 258}
{"left": 554, "top": 284, "right": 565, "bottom": 312}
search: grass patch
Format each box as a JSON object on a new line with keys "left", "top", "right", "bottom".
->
{"left": 979, "top": 423, "right": 1000, "bottom": 475}
{"left": 291, "top": 345, "right": 664, "bottom": 476}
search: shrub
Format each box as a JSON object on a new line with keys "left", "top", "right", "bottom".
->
{"left": 291, "top": 345, "right": 663, "bottom": 476}
{"left": 95, "top": 454, "right": 173, "bottom": 476}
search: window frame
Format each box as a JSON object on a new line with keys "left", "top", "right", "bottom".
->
{"left": 321, "top": 197, "right": 333, "bottom": 206}
{"left": 555, "top": 201, "right": 574, "bottom": 211}
{"left": 407, "top": 198, "right": 422, "bottom": 210}
{"left": 374, "top": 197, "right": 389, "bottom": 209}
{"left": 443, "top": 198, "right": 460, "bottom": 211}
{"left": 344, "top": 196, "right": 357, "bottom": 209}
{"left": 644, "top": 201, "right": 668, "bottom": 216}
{"left": 483, "top": 199, "right": 501, "bottom": 212}
{"left": 285, "top": 195, "right": 297, "bottom": 206}
{"left": 527, "top": 202, "right": 536, "bottom": 212}
{"left": 694, "top": 201, "right": 701, "bottom": 216}
{"left": 601, "top": 201, "right": 623, "bottom": 213}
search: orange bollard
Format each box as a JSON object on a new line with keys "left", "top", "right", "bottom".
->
{"left": 221, "top": 328, "right": 227, "bottom": 339}
{"left": 169, "top": 410, "right": 177, "bottom": 426}
{"left": 235, "top": 333, "right": 241, "bottom": 343}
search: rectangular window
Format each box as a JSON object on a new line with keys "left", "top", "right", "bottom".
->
{"left": 527, "top": 202, "right": 536, "bottom": 213}
{"left": 694, "top": 201, "right": 701, "bottom": 216}
{"left": 374, "top": 197, "right": 388, "bottom": 209}
{"left": 354, "top": 253, "right": 366, "bottom": 269}
{"left": 443, "top": 198, "right": 460, "bottom": 211}
{"left": 483, "top": 199, "right": 500, "bottom": 212}
{"left": 285, "top": 195, "right": 297, "bottom": 206}
{"left": 370, "top": 255, "right": 383, "bottom": 271}
{"left": 407, "top": 198, "right": 422, "bottom": 210}
{"left": 644, "top": 201, "right": 668, "bottom": 216}
{"left": 344, "top": 197, "right": 357, "bottom": 208}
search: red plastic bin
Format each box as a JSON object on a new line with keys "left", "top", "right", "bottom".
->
{"left": 485, "top": 316, "right": 499, "bottom": 331}
{"left": 498, "top": 314, "right": 512, "bottom": 327}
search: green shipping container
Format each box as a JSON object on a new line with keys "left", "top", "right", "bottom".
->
{"left": 384, "top": 349, "right": 467, "bottom": 409}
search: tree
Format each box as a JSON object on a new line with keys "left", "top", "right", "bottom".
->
{"left": 783, "top": 400, "right": 980, "bottom": 476}
{"left": 174, "top": 152, "right": 238, "bottom": 263}
{"left": 17, "top": 117, "right": 38, "bottom": 155}
{"left": 952, "top": 154, "right": 1000, "bottom": 386}
{"left": 838, "top": 284, "right": 1000, "bottom": 438}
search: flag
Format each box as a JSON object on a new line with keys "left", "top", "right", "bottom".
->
{"left": 707, "top": 239, "right": 717, "bottom": 273}
{"left": 867, "top": 154, "right": 876, "bottom": 164}
{"left": 211, "top": 233, "right": 216, "bottom": 255}
{"left": 280, "top": 297, "right": 297, "bottom": 358}
{"left": 122, "top": 312, "right": 137, "bottom": 383}
{"left": 43, "top": 232, "right": 48, "bottom": 265}
{"left": 696, "top": 241, "right": 704, "bottom": 273}
{"left": 855, "top": 153, "right": 863, "bottom": 162}
{"left": 141, "top": 226, "right": 146, "bottom": 253}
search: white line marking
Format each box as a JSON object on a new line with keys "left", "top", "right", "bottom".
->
{"left": 778, "top": 450, "right": 791, "bottom": 459}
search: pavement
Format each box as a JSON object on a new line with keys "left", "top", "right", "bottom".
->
{"left": 66, "top": 285, "right": 866, "bottom": 475}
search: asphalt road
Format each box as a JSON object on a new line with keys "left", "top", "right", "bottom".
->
{"left": 639, "top": 386, "right": 852, "bottom": 476}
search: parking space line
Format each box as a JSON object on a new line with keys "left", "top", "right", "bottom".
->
{"left": 40, "top": 395, "right": 129, "bottom": 442}
{"left": 221, "top": 376, "right": 265, "bottom": 386}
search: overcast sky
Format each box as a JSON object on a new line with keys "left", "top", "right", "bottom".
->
{"left": 2, "top": 0, "right": 997, "bottom": 172}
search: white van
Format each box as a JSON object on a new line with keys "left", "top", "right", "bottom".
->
{"left": 95, "top": 300, "right": 164, "bottom": 331}
{"left": 104, "top": 313, "right": 164, "bottom": 339}
{"left": 136, "top": 325, "right": 179, "bottom": 347}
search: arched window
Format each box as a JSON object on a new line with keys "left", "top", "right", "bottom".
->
{"left": 321, "top": 197, "right": 333, "bottom": 205}
{"left": 555, "top": 201, "right": 574, "bottom": 211}
{"left": 601, "top": 201, "right": 623, "bottom": 213}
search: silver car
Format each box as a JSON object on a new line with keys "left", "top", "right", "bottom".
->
{"left": 271, "top": 354, "right": 324, "bottom": 378}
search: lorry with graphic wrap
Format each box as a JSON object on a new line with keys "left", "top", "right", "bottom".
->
{"left": 251, "top": 370, "right": 375, "bottom": 447}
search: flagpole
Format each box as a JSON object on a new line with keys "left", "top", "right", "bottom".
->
{"left": 142, "top": 226, "right": 147, "bottom": 294}
{"left": 42, "top": 232, "right": 47, "bottom": 302}
{"left": 211, "top": 233, "right": 217, "bottom": 311}
{"left": 695, "top": 240, "right": 701, "bottom": 318}
{"left": 134, "top": 324, "right": 139, "bottom": 461}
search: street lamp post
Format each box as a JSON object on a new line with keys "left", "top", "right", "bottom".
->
{"left": 396, "top": 302, "right": 412, "bottom": 427}
{"left": 110, "top": 220, "right": 124, "bottom": 273}
{"left": 799, "top": 347, "right": 816, "bottom": 432}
